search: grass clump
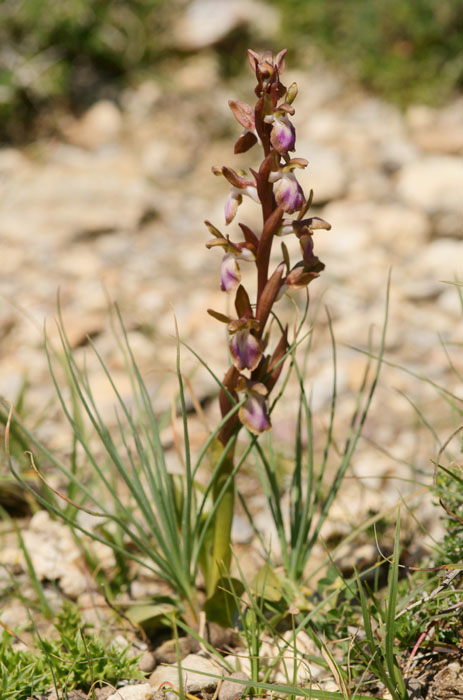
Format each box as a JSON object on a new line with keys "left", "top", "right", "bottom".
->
{"left": 0, "top": 601, "right": 143, "bottom": 697}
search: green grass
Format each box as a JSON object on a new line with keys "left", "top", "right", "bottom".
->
{"left": 2, "top": 282, "right": 460, "bottom": 693}
{"left": 0, "top": 602, "right": 143, "bottom": 698}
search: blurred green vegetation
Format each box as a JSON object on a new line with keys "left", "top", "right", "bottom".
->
{"left": 0, "top": 0, "right": 175, "bottom": 140}
{"left": 0, "top": 0, "right": 462, "bottom": 142}
{"left": 274, "top": 0, "right": 463, "bottom": 106}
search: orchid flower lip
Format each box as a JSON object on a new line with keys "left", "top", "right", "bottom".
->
{"left": 229, "top": 328, "right": 262, "bottom": 372}
{"left": 270, "top": 115, "right": 296, "bottom": 154}
{"left": 221, "top": 253, "right": 241, "bottom": 292}
{"left": 274, "top": 172, "right": 305, "bottom": 214}
{"left": 238, "top": 386, "right": 271, "bottom": 434}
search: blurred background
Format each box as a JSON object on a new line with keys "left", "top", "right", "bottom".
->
{"left": 0, "top": 0, "right": 462, "bottom": 531}
{"left": 0, "top": 0, "right": 462, "bottom": 141}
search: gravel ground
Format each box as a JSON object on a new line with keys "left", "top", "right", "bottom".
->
{"left": 0, "top": 51, "right": 462, "bottom": 694}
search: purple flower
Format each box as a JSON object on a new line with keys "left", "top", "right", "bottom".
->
{"left": 221, "top": 253, "right": 240, "bottom": 292}
{"left": 205, "top": 220, "right": 255, "bottom": 293}
{"left": 274, "top": 173, "right": 304, "bottom": 214}
{"left": 238, "top": 381, "right": 271, "bottom": 435}
{"left": 229, "top": 322, "right": 262, "bottom": 371}
{"left": 270, "top": 116, "right": 296, "bottom": 155}
{"left": 212, "top": 166, "right": 259, "bottom": 225}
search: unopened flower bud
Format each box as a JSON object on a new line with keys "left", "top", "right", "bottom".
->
{"left": 286, "top": 82, "right": 298, "bottom": 104}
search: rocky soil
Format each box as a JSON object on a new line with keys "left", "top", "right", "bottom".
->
{"left": 0, "top": 45, "right": 462, "bottom": 697}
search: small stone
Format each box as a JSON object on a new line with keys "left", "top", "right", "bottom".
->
{"left": 297, "top": 144, "right": 348, "bottom": 204}
{"left": 407, "top": 99, "right": 463, "bottom": 155}
{"left": 218, "top": 672, "right": 249, "bottom": 700}
{"left": 138, "top": 650, "right": 157, "bottom": 674}
{"left": 414, "top": 238, "right": 463, "bottom": 278}
{"left": 0, "top": 147, "right": 28, "bottom": 173}
{"left": 372, "top": 204, "right": 431, "bottom": 253}
{"left": 432, "top": 210, "right": 462, "bottom": 238}
{"left": 175, "top": 0, "right": 279, "bottom": 50}
{"left": 429, "top": 661, "right": 463, "bottom": 699}
{"left": 397, "top": 155, "right": 463, "bottom": 215}
{"left": 47, "top": 690, "right": 87, "bottom": 700}
{"left": 379, "top": 138, "right": 419, "bottom": 173}
{"left": 402, "top": 279, "right": 443, "bottom": 302}
{"left": 150, "top": 653, "right": 220, "bottom": 692}
{"left": 174, "top": 54, "right": 220, "bottom": 93}
{"left": 122, "top": 80, "right": 162, "bottom": 121}
{"left": 438, "top": 286, "right": 463, "bottom": 317}
{"left": 64, "top": 100, "right": 123, "bottom": 150}
{"left": 231, "top": 514, "right": 254, "bottom": 544}
{"left": 106, "top": 684, "right": 154, "bottom": 700}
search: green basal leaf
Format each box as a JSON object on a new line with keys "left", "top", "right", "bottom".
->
{"left": 204, "top": 577, "right": 245, "bottom": 627}
{"left": 251, "top": 563, "right": 283, "bottom": 602}
{"left": 126, "top": 602, "right": 178, "bottom": 630}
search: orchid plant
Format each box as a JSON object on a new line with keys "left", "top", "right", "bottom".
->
{"left": 205, "top": 49, "right": 330, "bottom": 598}
{"left": 5, "top": 48, "right": 333, "bottom": 629}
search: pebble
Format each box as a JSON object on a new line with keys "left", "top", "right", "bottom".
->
{"left": 218, "top": 672, "right": 249, "bottom": 700}
{"left": 106, "top": 684, "right": 154, "bottom": 700}
{"left": 175, "top": 0, "right": 279, "bottom": 50}
{"left": 397, "top": 155, "right": 463, "bottom": 215}
{"left": 1, "top": 56, "right": 460, "bottom": 689}
{"left": 138, "top": 651, "right": 157, "bottom": 674}
{"left": 297, "top": 144, "right": 348, "bottom": 204}
{"left": 414, "top": 238, "right": 463, "bottom": 277}
{"left": 150, "top": 654, "right": 220, "bottom": 695}
{"left": 231, "top": 514, "right": 254, "bottom": 544}
{"left": 0, "top": 511, "right": 115, "bottom": 599}
{"left": 63, "top": 100, "right": 123, "bottom": 150}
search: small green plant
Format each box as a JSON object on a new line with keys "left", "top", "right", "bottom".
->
{"left": 41, "top": 601, "right": 144, "bottom": 691}
{"left": 0, "top": 601, "right": 143, "bottom": 698}
{"left": 0, "top": 629, "right": 51, "bottom": 700}
{"left": 354, "top": 519, "right": 408, "bottom": 699}
{"left": 435, "top": 458, "right": 463, "bottom": 566}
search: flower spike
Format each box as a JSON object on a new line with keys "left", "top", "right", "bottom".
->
{"left": 207, "top": 48, "right": 330, "bottom": 441}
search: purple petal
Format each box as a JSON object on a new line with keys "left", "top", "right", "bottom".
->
{"left": 225, "top": 192, "right": 241, "bottom": 225}
{"left": 299, "top": 233, "right": 314, "bottom": 263}
{"left": 229, "top": 330, "right": 263, "bottom": 371}
{"left": 274, "top": 175, "right": 304, "bottom": 214}
{"left": 221, "top": 253, "right": 240, "bottom": 293}
{"left": 270, "top": 118, "right": 295, "bottom": 155}
{"left": 239, "top": 393, "right": 271, "bottom": 435}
